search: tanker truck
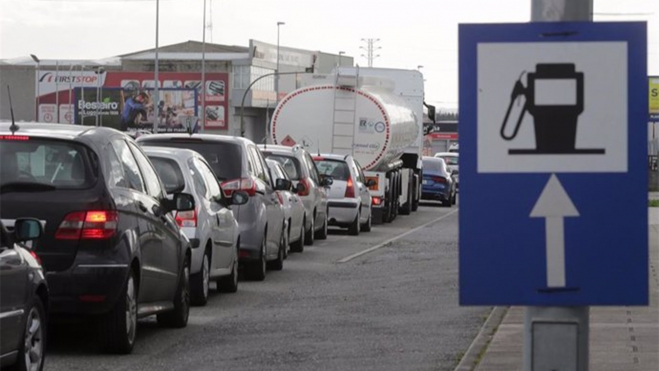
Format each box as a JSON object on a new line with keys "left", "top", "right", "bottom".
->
{"left": 270, "top": 67, "right": 434, "bottom": 224}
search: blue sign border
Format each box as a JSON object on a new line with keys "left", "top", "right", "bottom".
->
{"left": 459, "top": 22, "right": 648, "bottom": 306}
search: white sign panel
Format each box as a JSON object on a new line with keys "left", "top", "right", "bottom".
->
{"left": 37, "top": 71, "right": 105, "bottom": 96}
{"left": 477, "top": 42, "right": 627, "bottom": 173}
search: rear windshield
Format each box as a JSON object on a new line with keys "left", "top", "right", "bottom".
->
{"left": 262, "top": 153, "right": 301, "bottom": 180}
{"left": 0, "top": 137, "right": 96, "bottom": 189}
{"left": 149, "top": 157, "right": 185, "bottom": 194}
{"left": 437, "top": 156, "right": 459, "bottom": 166}
{"left": 314, "top": 160, "right": 350, "bottom": 181}
{"left": 423, "top": 158, "right": 445, "bottom": 173}
{"left": 141, "top": 140, "right": 241, "bottom": 181}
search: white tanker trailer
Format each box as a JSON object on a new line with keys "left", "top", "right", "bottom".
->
{"left": 270, "top": 67, "right": 434, "bottom": 223}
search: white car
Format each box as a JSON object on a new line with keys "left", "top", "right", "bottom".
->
{"left": 313, "top": 154, "right": 373, "bottom": 235}
{"left": 434, "top": 152, "right": 459, "bottom": 190}
{"left": 143, "top": 147, "right": 247, "bottom": 306}
{"left": 265, "top": 159, "right": 306, "bottom": 255}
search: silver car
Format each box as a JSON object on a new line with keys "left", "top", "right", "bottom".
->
{"left": 143, "top": 147, "right": 247, "bottom": 305}
{"left": 266, "top": 159, "right": 306, "bottom": 254}
{"left": 313, "top": 154, "right": 373, "bottom": 235}
{"left": 433, "top": 152, "right": 459, "bottom": 190}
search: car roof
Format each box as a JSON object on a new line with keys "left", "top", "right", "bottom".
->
{"left": 0, "top": 121, "right": 121, "bottom": 142}
{"left": 258, "top": 144, "right": 308, "bottom": 155}
{"left": 142, "top": 146, "right": 200, "bottom": 161}
{"left": 137, "top": 133, "right": 253, "bottom": 146}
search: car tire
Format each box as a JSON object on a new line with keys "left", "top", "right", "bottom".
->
{"left": 268, "top": 229, "right": 285, "bottom": 271}
{"left": 190, "top": 249, "right": 210, "bottom": 306}
{"left": 157, "top": 260, "right": 190, "bottom": 328}
{"left": 290, "top": 219, "right": 305, "bottom": 253}
{"left": 348, "top": 213, "right": 360, "bottom": 236}
{"left": 443, "top": 196, "right": 453, "bottom": 208}
{"left": 304, "top": 215, "right": 315, "bottom": 246}
{"left": 361, "top": 212, "right": 372, "bottom": 232}
{"left": 101, "top": 270, "right": 137, "bottom": 354}
{"left": 14, "top": 296, "right": 47, "bottom": 371}
{"left": 246, "top": 235, "right": 267, "bottom": 281}
{"left": 315, "top": 212, "right": 328, "bottom": 240}
{"left": 217, "top": 248, "right": 239, "bottom": 293}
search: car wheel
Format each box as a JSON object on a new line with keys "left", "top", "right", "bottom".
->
{"left": 268, "top": 229, "right": 285, "bottom": 271}
{"left": 190, "top": 249, "right": 210, "bottom": 306}
{"left": 218, "top": 246, "right": 239, "bottom": 293}
{"left": 304, "top": 215, "right": 315, "bottom": 246}
{"left": 361, "top": 212, "right": 372, "bottom": 232}
{"left": 315, "top": 211, "right": 328, "bottom": 240}
{"left": 348, "top": 213, "right": 360, "bottom": 236}
{"left": 157, "top": 260, "right": 190, "bottom": 328}
{"left": 246, "top": 235, "right": 267, "bottom": 281}
{"left": 14, "top": 296, "right": 46, "bottom": 371}
{"left": 443, "top": 196, "right": 453, "bottom": 208}
{"left": 290, "top": 219, "right": 305, "bottom": 253}
{"left": 101, "top": 270, "right": 137, "bottom": 354}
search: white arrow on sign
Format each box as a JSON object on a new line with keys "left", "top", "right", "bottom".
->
{"left": 530, "top": 174, "right": 580, "bottom": 288}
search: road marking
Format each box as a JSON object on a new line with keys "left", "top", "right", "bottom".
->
{"left": 337, "top": 209, "right": 459, "bottom": 263}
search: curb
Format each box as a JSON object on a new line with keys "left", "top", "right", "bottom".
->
{"left": 453, "top": 306, "right": 509, "bottom": 371}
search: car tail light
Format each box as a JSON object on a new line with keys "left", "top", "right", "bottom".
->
{"left": 0, "top": 135, "right": 30, "bottom": 141}
{"left": 345, "top": 176, "right": 355, "bottom": 198}
{"left": 372, "top": 196, "right": 382, "bottom": 206}
{"left": 432, "top": 176, "right": 447, "bottom": 184}
{"left": 29, "top": 251, "right": 42, "bottom": 265}
{"left": 312, "top": 156, "right": 324, "bottom": 161}
{"left": 221, "top": 177, "right": 256, "bottom": 198}
{"left": 175, "top": 209, "right": 197, "bottom": 227}
{"left": 297, "top": 178, "right": 311, "bottom": 197}
{"left": 56, "top": 211, "right": 118, "bottom": 240}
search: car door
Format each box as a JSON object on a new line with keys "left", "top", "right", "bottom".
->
{"left": 0, "top": 227, "right": 26, "bottom": 359}
{"left": 274, "top": 163, "right": 303, "bottom": 240}
{"left": 304, "top": 152, "right": 327, "bottom": 226}
{"left": 128, "top": 142, "right": 182, "bottom": 300}
{"left": 193, "top": 157, "right": 234, "bottom": 271}
{"left": 353, "top": 159, "right": 372, "bottom": 222}
{"left": 249, "top": 146, "right": 281, "bottom": 258}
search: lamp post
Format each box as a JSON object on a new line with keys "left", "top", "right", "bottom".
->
{"left": 31, "top": 54, "right": 40, "bottom": 121}
{"left": 201, "top": 0, "right": 207, "bottom": 131}
{"left": 94, "top": 67, "right": 105, "bottom": 127}
{"left": 154, "top": 0, "right": 160, "bottom": 132}
{"left": 276, "top": 21, "right": 285, "bottom": 105}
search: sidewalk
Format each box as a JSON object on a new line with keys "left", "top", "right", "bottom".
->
{"left": 463, "top": 207, "right": 659, "bottom": 371}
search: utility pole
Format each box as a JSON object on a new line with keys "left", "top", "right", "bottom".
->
{"left": 360, "top": 38, "right": 381, "bottom": 67}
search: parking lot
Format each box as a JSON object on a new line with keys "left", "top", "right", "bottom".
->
{"left": 45, "top": 201, "right": 488, "bottom": 371}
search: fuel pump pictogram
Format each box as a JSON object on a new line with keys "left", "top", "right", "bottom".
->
{"left": 500, "top": 63, "right": 605, "bottom": 155}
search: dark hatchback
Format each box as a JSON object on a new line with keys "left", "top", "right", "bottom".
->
{"left": 0, "top": 122, "right": 196, "bottom": 354}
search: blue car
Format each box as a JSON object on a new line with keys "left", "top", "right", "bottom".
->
{"left": 421, "top": 156, "right": 457, "bottom": 207}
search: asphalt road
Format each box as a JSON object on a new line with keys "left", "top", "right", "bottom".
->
{"left": 46, "top": 202, "right": 490, "bottom": 371}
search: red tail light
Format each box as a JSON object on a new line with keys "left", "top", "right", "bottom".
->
{"left": 221, "top": 177, "right": 256, "bottom": 198}
{"left": 297, "top": 178, "right": 311, "bottom": 197}
{"left": 175, "top": 209, "right": 198, "bottom": 227}
{"left": 344, "top": 176, "right": 355, "bottom": 198}
{"left": 56, "top": 211, "right": 118, "bottom": 240}
{"left": 432, "top": 176, "right": 447, "bottom": 184}
{"left": 372, "top": 196, "right": 382, "bottom": 206}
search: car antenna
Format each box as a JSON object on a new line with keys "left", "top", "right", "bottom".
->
{"left": 7, "top": 86, "right": 19, "bottom": 134}
{"left": 317, "top": 138, "right": 320, "bottom": 156}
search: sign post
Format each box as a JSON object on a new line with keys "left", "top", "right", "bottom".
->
{"left": 459, "top": 16, "right": 648, "bottom": 371}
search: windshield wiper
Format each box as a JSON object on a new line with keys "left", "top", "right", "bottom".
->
{"left": 0, "top": 182, "right": 57, "bottom": 194}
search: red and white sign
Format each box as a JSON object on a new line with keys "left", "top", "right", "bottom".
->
{"left": 38, "top": 104, "right": 57, "bottom": 123}
{"left": 37, "top": 71, "right": 104, "bottom": 97}
{"left": 429, "top": 132, "right": 458, "bottom": 140}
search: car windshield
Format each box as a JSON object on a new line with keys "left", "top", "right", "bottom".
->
{"left": 0, "top": 136, "right": 95, "bottom": 189}
{"left": 149, "top": 157, "right": 185, "bottom": 194}
{"left": 314, "top": 159, "right": 350, "bottom": 181}
{"left": 262, "top": 153, "right": 301, "bottom": 180}
{"left": 141, "top": 140, "right": 241, "bottom": 181}
{"left": 439, "top": 156, "right": 459, "bottom": 166}
{"left": 423, "top": 158, "right": 445, "bottom": 173}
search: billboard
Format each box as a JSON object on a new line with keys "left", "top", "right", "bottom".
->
{"left": 36, "top": 70, "right": 229, "bottom": 129}
{"left": 651, "top": 76, "right": 659, "bottom": 121}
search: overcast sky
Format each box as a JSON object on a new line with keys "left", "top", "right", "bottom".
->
{"left": 0, "top": 0, "right": 656, "bottom": 109}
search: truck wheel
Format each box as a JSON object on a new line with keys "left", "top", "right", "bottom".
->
{"left": 102, "top": 271, "right": 137, "bottom": 354}
{"left": 348, "top": 213, "right": 360, "bottom": 236}
{"left": 400, "top": 184, "right": 412, "bottom": 215}
{"left": 157, "top": 259, "right": 190, "bottom": 328}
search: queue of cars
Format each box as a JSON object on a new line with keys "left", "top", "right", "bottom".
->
{"left": 1, "top": 122, "right": 403, "bottom": 370}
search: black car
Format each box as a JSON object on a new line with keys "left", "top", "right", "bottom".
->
{"left": 0, "top": 122, "right": 196, "bottom": 354}
{"left": 0, "top": 218, "right": 48, "bottom": 371}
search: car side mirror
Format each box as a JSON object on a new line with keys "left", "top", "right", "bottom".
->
{"left": 163, "top": 193, "right": 195, "bottom": 213}
{"left": 295, "top": 182, "right": 305, "bottom": 194}
{"left": 13, "top": 218, "right": 42, "bottom": 242}
{"left": 365, "top": 179, "right": 377, "bottom": 187}
{"left": 231, "top": 190, "right": 249, "bottom": 206}
{"left": 451, "top": 169, "right": 459, "bottom": 175}
{"left": 275, "top": 178, "right": 292, "bottom": 191}
{"left": 321, "top": 175, "right": 333, "bottom": 187}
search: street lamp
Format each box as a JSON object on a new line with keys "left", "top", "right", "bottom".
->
{"left": 94, "top": 67, "right": 105, "bottom": 127}
{"left": 201, "top": 0, "right": 207, "bottom": 131}
{"left": 276, "top": 21, "right": 285, "bottom": 104}
{"left": 31, "top": 54, "right": 40, "bottom": 121}
{"left": 154, "top": 0, "right": 160, "bottom": 132}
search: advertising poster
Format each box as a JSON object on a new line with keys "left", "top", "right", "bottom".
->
{"left": 36, "top": 70, "right": 229, "bottom": 130}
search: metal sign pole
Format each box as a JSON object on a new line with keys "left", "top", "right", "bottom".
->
{"left": 525, "top": 3, "right": 592, "bottom": 371}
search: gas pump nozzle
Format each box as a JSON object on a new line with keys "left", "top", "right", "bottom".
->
{"left": 500, "top": 73, "right": 528, "bottom": 141}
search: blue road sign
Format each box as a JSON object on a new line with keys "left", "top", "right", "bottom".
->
{"left": 459, "top": 22, "right": 648, "bottom": 306}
